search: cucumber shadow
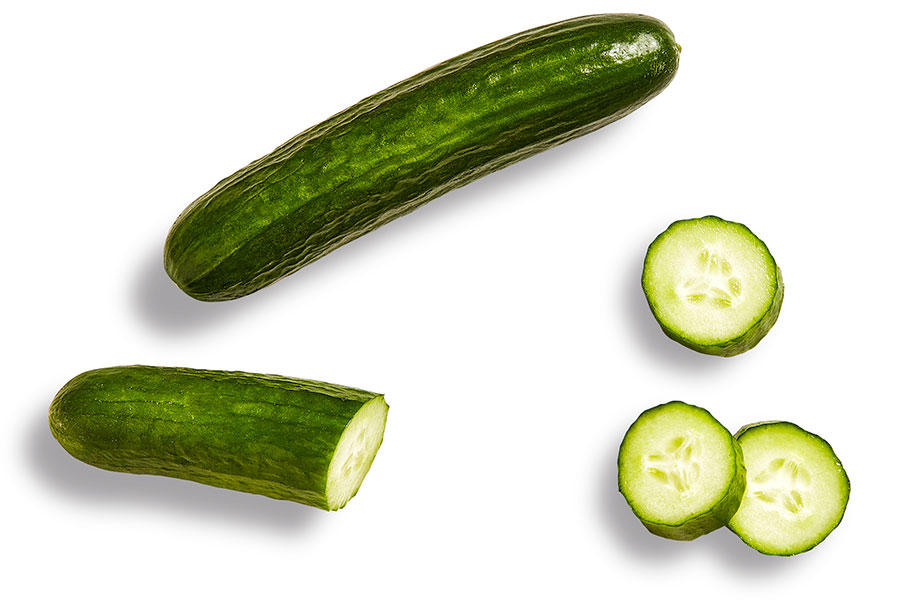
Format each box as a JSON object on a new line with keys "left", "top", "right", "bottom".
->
{"left": 595, "top": 426, "right": 796, "bottom": 575}
{"left": 25, "top": 401, "right": 321, "bottom": 534}
{"left": 130, "top": 249, "right": 253, "bottom": 335}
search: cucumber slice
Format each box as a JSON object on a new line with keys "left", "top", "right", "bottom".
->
{"left": 641, "top": 216, "right": 784, "bottom": 357}
{"left": 617, "top": 401, "right": 746, "bottom": 540}
{"left": 728, "top": 421, "right": 850, "bottom": 556}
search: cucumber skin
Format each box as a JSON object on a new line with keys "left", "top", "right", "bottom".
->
{"left": 617, "top": 401, "right": 747, "bottom": 541}
{"left": 642, "top": 216, "right": 784, "bottom": 357}
{"left": 48, "top": 366, "right": 387, "bottom": 510}
{"left": 165, "top": 14, "right": 681, "bottom": 301}
{"left": 728, "top": 421, "right": 850, "bottom": 556}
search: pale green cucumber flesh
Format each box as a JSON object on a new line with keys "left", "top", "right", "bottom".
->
{"left": 642, "top": 216, "right": 783, "bottom": 357}
{"left": 326, "top": 396, "right": 389, "bottom": 509}
{"left": 618, "top": 401, "right": 746, "bottom": 540}
{"left": 728, "top": 421, "right": 850, "bottom": 556}
{"left": 48, "top": 366, "right": 389, "bottom": 510}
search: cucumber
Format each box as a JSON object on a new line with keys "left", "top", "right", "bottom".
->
{"left": 728, "top": 421, "right": 850, "bottom": 556}
{"left": 641, "top": 215, "right": 784, "bottom": 357}
{"left": 617, "top": 401, "right": 746, "bottom": 540}
{"left": 165, "top": 14, "right": 681, "bottom": 301}
{"left": 48, "top": 366, "right": 389, "bottom": 510}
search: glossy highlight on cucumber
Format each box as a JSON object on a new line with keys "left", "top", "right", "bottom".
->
{"left": 165, "top": 14, "right": 680, "bottom": 301}
{"left": 49, "top": 365, "right": 389, "bottom": 510}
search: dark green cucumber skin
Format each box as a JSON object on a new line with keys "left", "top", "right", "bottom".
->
{"left": 617, "top": 401, "right": 746, "bottom": 541}
{"left": 48, "top": 366, "right": 384, "bottom": 509}
{"left": 165, "top": 14, "right": 680, "bottom": 301}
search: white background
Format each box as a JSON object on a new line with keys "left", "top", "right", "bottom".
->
{"left": 3, "top": 0, "right": 897, "bottom": 597}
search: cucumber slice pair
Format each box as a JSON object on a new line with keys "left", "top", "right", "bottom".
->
{"left": 617, "top": 402, "right": 849, "bottom": 555}
{"left": 642, "top": 216, "right": 783, "bottom": 357}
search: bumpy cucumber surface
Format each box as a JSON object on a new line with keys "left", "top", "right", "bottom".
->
{"left": 49, "top": 366, "right": 389, "bottom": 510}
{"left": 617, "top": 401, "right": 746, "bottom": 540}
{"left": 642, "top": 216, "right": 783, "bottom": 357}
{"left": 165, "top": 14, "right": 681, "bottom": 301}
{"left": 728, "top": 421, "right": 850, "bottom": 556}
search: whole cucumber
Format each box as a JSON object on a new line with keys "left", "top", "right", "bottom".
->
{"left": 165, "top": 14, "right": 680, "bottom": 300}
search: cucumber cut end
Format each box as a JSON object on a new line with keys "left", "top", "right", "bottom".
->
{"left": 325, "top": 396, "right": 389, "bottom": 510}
{"left": 642, "top": 216, "right": 783, "bottom": 357}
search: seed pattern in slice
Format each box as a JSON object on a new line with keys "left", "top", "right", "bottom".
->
{"left": 641, "top": 215, "right": 783, "bottom": 357}
{"left": 679, "top": 247, "right": 742, "bottom": 309}
{"left": 728, "top": 421, "right": 850, "bottom": 556}
{"left": 617, "top": 401, "right": 746, "bottom": 540}
{"left": 748, "top": 456, "right": 811, "bottom": 519}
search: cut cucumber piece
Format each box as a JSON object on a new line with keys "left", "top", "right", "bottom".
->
{"left": 641, "top": 216, "right": 783, "bottom": 357}
{"left": 49, "top": 366, "right": 389, "bottom": 510}
{"left": 728, "top": 421, "right": 850, "bottom": 556}
{"left": 617, "top": 401, "right": 746, "bottom": 540}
